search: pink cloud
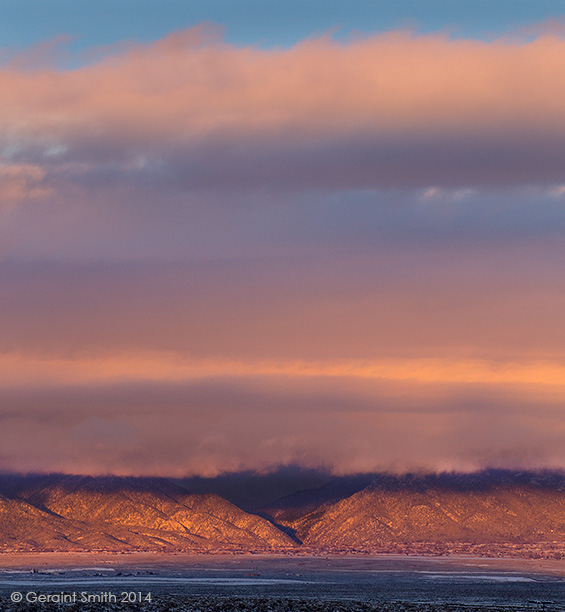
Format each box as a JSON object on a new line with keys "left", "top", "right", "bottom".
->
{"left": 0, "top": 164, "right": 49, "bottom": 208}
{"left": 1, "top": 27, "right": 565, "bottom": 188}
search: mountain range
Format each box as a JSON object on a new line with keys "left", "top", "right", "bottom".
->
{"left": 0, "top": 475, "right": 295, "bottom": 552}
{"left": 2, "top": 471, "right": 565, "bottom": 555}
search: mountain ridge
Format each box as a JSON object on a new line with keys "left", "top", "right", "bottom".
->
{"left": 261, "top": 470, "right": 565, "bottom": 557}
{"left": 2, "top": 471, "right": 565, "bottom": 556}
{"left": 0, "top": 474, "right": 296, "bottom": 552}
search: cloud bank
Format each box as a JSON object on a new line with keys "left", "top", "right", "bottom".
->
{"left": 2, "top": 26, "right": 565, "bottom": 475}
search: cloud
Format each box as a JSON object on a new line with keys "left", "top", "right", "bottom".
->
{"left": 2, "top": 253, "right": 565, "bottom": 361}
{"left": 1, "top": 26, "right": 565, "bottom": 192}
{"left": 3, "top": 26, "right": 565, "bottom": 476}
{"left": 0, "top": 372, "right": 563, "bottom": 476}
{"left": 0, "top": 164, "right": 49, "bottom": 209}
{"left": 4, "top": 350, "right": 565, "bottom": 388}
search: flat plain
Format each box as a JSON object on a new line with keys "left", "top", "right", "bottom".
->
{"left": 0, "top": 554, "right": 564, "bottom": 611}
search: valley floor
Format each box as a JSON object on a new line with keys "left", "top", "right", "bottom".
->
{"left": 0, "top": 554, "right": 564, "bottom": 610}
{"left": 0, "top": 594, "right": 555, "bottom": 612}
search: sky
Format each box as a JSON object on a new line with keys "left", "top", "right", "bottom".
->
{"left": 2, "top": 1, "right": 565, "bottom": 477}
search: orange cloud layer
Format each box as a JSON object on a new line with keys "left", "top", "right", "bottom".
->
{"left": 4, "top": 351, "right": 565, "bottom": 389}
